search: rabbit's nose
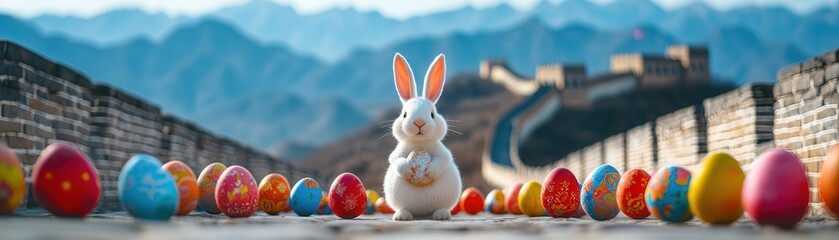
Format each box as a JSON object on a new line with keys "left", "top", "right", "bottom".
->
{"left": 414, "top": 119, "right": 426, "bottom": 128}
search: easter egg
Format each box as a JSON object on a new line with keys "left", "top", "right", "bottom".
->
{"left": 365, "top": 190, "right": 379, "bottom": 214}
{"left": 33, "top": 143, "right": 101, "bottom": 217}
{"left": 407, "top": 151, "right": 433, "bottom": 186}
{"left": 328, "top": 172, "right": 367, "bottom": 219}
{"left": 617, "top": 169, "right": 651, "bottom": 219}
{"left": 505, "top": 183, "right": 523, "bottom": 215}
{"left": 197, "top": 163, "right": 226, "bottom": 214}
{"left": 820, "top": 144, "right": 839, "bottom": 217}
{"left": 162, "top": 160, "right": 198, "bottom": 215}
{"left": 541, "top": 167, "right": 580, "bottom": 218}
{"left": 742, "top": 149, "right": 808, "bottom": 228}
{"left": 689, "top": 152, "right": 744, "bottom": 224}
{"left": 460, "top": 187, "right": 484, "bottom": 215}
{"left": 572, "top": 183, "right": 586, "bottom": 217}
{"left": 0, "top": 145, "right": 25, "bottom": 214}
{"left": 581, "top": 164, "right": 620, "bottom": 221}
{"left": 290, "top": 177, "right": 322, "bottom": 216}
{"left": 118, "top": 154, "right": 178, "bottom": 220}
{"left": 376, "top": 197, "right": 395, "bottom": 214}
{"left": 646, "top": 166, "right": 693, "bottom": 223}
{"left": 258, "top": 173, "right": 290, "bottom": 215}
{"left": 450, "top": 202, "right": 461, "bottom": 214}
{"left": 484, "top": 189, "right": 506, "bottom": 214}
{"left": 317, "top": 191, "right": 332, "bottom": 215}
{"left": 215, "top": 165, "right": 259, "bottom": 218}
{"left": 518, "top": 181, "right": 545, "bottom": 217}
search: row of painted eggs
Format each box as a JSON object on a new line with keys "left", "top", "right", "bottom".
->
{"left": 457, "top": 148, "right": 831, "bottom": 228}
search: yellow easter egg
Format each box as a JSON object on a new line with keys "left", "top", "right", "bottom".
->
{"left": 365, "top": 190, "right": 379, "bottom": 214}
{"left": 518, "top": 181, "right": 545, "bottom": 217}
{"left": 688, "top": 152, "right": 744, "bottom": 224}
{"left": 0, "top": 145, "right": 25, "bottom": 214}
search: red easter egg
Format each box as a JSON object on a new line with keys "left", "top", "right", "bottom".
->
{"left": 450, "top": 202, "right": 461, "bottom": 214}
{"left": 32, "top": 143, "right": 101, "bottom": 217}
{"left": 258, "top": 173, "right": 290, "bottom": 215}
{"left": 742, "top": 149, "right": 809, "bottom": 228}
{"left": 504, "top": 183, "right": 523, "bottom": 215}
{"left": 460, "top": 187, "right": 484, "bottom": 215}
{"left": 328, "top": 172, "right": 367, "bottom": 219}
{"left": 375, "top": 197, "right": 395, "bottom": 214}
{"left": 820, "top": 144, "right": 839, "bottom": 217}
{"left": 215, "top": 165, "right": 259, "bottom": 218}
{"left": 617, "top": 169, "right": 651, "bottom": 219}
{"left": 0, "top": 145, "right": 25, "bottom": 214}
{"left": 162, "top": 160, "right": 199, "bottom": 215}
{"left": 572, "top": 183, "right": 586, "bottom": 217}
{"left": 541, "top": 168, "right": 580, "bottom": 217}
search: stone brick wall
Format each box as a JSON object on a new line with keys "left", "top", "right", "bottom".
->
{"left": 603, "top": 133, "right": 626, "bottom": 173}
{"left": 581, "top": 143, "right": 603, "bottom": 176}
{"left": 0, "top": 41, "right": 327, "bottom": 211}
{"left": 625, "top": 123, "right": 657, "bottom": 173}
{"left": 655, "top": 105, "right": 707, "bottom": 167}
{"left": 704, "top": 83, "right": 774, "bottom": 167}
{"left": 774, "top": 49, "right": 839, "bottom": 217}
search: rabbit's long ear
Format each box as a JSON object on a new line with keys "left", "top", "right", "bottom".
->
{"left": 423, "top": 54, "right": 446, "bottom": 104}
{"left": 393, "top": 53, "right": 416, "bottom": 103}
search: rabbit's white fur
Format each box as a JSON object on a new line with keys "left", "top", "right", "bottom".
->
{"left": 384, "top": 53, "right": 462, "bottom": 221}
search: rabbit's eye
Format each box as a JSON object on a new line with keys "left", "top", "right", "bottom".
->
{"left": 403, "top": 112, "right": 406, "bottom": 118}
{"left": 431, "top": 112, "right": 435, "bottom": 119}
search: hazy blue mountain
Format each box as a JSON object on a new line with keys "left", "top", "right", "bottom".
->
{"left": 29, "top": 9, "right": 190, "bottom": 45}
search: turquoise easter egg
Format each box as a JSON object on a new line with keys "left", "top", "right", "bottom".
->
{"left": 645, "top": 166, "right": 693, "bottom": 223}
{"left": 118, "top": 154, "right": 179, "bottom": 221}
{"left": 580, "top": 164, "right": 621, "bottom": 221}
{"left": 290, "top": 177, "right": 322, "bottom": 216}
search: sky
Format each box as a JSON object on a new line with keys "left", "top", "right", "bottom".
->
{"left": 0, "top": 0, "right": 836, "bottom": 19}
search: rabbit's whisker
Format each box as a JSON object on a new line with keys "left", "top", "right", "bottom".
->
{"left": 448, "top": 130, "right": 463, "bottom": 135}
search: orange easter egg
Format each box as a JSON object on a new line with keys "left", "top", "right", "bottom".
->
{"left": 258, "top": 173, "right": 290, "bottom": 215}
{"left": 162, "top": 160, "right": 199, "bottom": 215}
{"left": 617, "top": 169, "right": 651, "bottom": 219}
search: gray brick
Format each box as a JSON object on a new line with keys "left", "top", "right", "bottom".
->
{"left": 778, "top": 63, "right": 801, "bottom": 81}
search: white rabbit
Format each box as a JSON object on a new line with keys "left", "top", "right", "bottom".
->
{"left": 384, "top": 53, "right": 462, "bottom": 221}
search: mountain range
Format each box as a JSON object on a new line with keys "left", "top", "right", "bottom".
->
{"left": 0, "top": 0, "right": 834, "bottom": 160}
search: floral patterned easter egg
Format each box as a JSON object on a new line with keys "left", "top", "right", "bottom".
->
{"left": 365, "top": 190, "right": 379, "bottom": 214}
{"left": 215, "top": 165, "right": 259, "bottom": 218}
{"left": 0, "top": 145, "right": 25, "bottom": 214}
{"left": 542, "top": 167, "right": 580, "bottom": 218}
{"left": 118, "top": 154, "right": 178, "bottom": 220}
{"left": 290, "top": 177, "right": 322, "bottom": 216}
{"left": 689, "top": 152, "right": 744, "bottom": 224}
{"left": 504, "top": 183, "right": 523, "bottom": 215}
{"left": 617, "top": 169, "right": 651, "bottom": 219}
{"left": 317, "top": 191, "right": 332, "bottom": 215}
{"left": 460, "top": 187, "right": 484, "bottom": 215}
{"left": 518, "top": 181, "right": 545, "bottom": 217}
{"left": 328, "top": 172, "right": 367, "bottom": 219}
{"left": 572, "top": 183, "right": 586, "bottom": 218}
{"left": 162, "top": 160, "right": 198, "bottom": 215}
{"left": 743, "top": 149, "right": 808, "bottom": 228}
{"left": 197, "top": 163, "right": 227, "bottom": 214}
{"left": 581, "top": 164, "right": 620, "bottom": 221}
{"left": 484, "top": 189, "right": 506, "bottom": 214}
{"left": 258, "top": 173, "right": 290, "bottom": 215}
{"left": 376, "top": 197, "right": 395, "bottom": 214}
{"left": 33, "top": 143, "right": 102, "bottom": 217}
{"left": 646, "top": 166, "right": 693, "bottom": 223}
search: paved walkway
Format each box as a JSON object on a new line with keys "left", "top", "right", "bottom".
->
{"left": 2, "top": 210, "right": 838, "bottom": 240}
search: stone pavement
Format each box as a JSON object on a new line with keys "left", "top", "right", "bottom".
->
{"left": 2, "top": 210, "right": 839, "bottom": 240}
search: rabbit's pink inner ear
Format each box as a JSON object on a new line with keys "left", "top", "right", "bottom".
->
{"left": 424, "top": 54, "right": 446, "bottom": 103}
{"left": 394, "top": 54, "right": 415, "bottom": 102}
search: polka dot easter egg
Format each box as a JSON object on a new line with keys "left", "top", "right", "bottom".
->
{"left": 581, "top": 164, "right": 620, "bottom": 221}
{"left": 118, "top": 154, "right": 178, "bottom": 221}
{"left": 33, "top": 143, "right": 102, "bottom": 217}
{"left": 290, "top": 177, "right": 322, "bottom": 216}
{"left": 215, "top": 165, "right": 259, "bottom": 218}
{"left": 617, "top": 169, "right": 651, "bottom": 219}
{"left": 0, "top": 145, "right": 25, "bottom": 214}
{"left": 197, "top": 163, "right": 227, "bottom": 214}
{"left": 162, "top": 160, "right": 199, "bottom": 215}
{"left": 328, "top": 172, "right": 367, "bottom": 219}
{"left": 258, "top": 173, "right": 290, "bottom": 215}
{"left": 646, "top": 166, "right": 693, "bottom": 223}
{"left": 541, "top": 167, "right": 580, "bottom": 218}
{"left": 484, "top": 189, "right": 506, "bottom": 214}
{"left": 460, "top": 187, "right": 484, "bottom": 215}
{"left": 407, "top": 150, "right": 433, "bottom": 186}
{"left": 365, "top": 190, "right": 379, "bottom": 214}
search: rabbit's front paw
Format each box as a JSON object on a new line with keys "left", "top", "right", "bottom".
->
{"left": 393, "top": 209, "right": 414, "bottom": 221}
{"left": 395, "top": 157, "right": 413, "bottom": 179}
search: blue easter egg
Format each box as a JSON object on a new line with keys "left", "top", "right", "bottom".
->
{"left": 290, "top": 177, "right": 322, "bottom": 216}
{"left": 645, "top": 166, "right": 693, "bottom": 223}
{"left": 581, "top": 164, "right": 621, "bottom": 221}
{"left": 118, "top": 154, "right": 179, "bottom": 221}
